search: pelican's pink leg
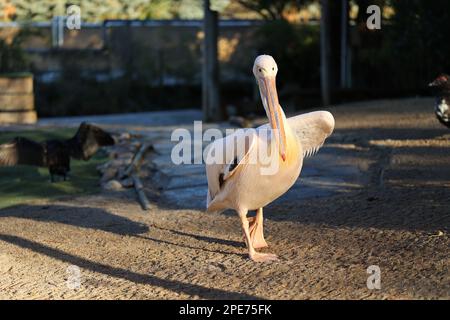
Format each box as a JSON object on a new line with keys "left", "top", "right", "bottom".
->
{"left": 248, "top": 208, "right": 268, "bottom": 249}
{"left": 239, "top": 209, "right": 278, "bottom": 263}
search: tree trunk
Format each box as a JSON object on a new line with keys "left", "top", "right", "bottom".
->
{"left": 340, "top": 0, "right": 349, "bottom": 88}
{"left": 321, "top": 0, "right": 347, "bottom": 105}
{"left": 320, "top": 0, "right": 331, "bottom": 106}
{"left": 202, "top": 0, "right": 222, "bottom": 122}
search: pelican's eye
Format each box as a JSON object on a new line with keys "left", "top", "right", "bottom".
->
{"left": 259, "top": 68, "right": 262, "bottom": 72}
{"left": 272, "top": 67, "right": 274, "bottom": 71}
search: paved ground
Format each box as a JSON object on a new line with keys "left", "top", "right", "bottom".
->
{"left": 0, "top": 97, "right": 448, "bottom": 299}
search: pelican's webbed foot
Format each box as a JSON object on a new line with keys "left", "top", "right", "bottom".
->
{"left": 240, "top": 208, "right": 278, "bottom": 263}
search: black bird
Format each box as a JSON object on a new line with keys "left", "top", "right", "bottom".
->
{"left": 0, "top": 122, "right": 115, "bottom": 182}
{"left": 429, "top": 74, "right": 450, "bottom": 128}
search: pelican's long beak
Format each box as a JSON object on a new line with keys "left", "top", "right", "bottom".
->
{"left": 260, "top": 76, "right": 287, "bottom": 161}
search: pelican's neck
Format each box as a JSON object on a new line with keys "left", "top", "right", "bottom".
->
{"left": 274, "top": 106, "right": 299, "bottom": 163}
{"left": 271, "top": 105, "right": 291, "bottom": 137}
{"left": 276, "top": 105, "right": 287, "bottom": 126}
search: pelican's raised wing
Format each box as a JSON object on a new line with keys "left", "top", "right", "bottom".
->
{"left": 205, "top": 129, "right": 257, "bottom": 209}
{"left": 287, "top": 111, "right": 335, "bottom": 157}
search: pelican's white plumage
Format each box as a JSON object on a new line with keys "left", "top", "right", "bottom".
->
{"left": 204, "top": 55, "right": 335, "bottom": 262}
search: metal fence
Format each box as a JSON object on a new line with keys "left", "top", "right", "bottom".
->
{"left": 0, "top": 19, "right": 265, "bottom": 86}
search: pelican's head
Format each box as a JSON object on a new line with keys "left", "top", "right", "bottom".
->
{"left": 253, "top": 55, "right": 286, "bottom": 161}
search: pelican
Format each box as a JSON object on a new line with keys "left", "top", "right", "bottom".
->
{"left": 205, "top": 55, "right": 335, "bottom": 262}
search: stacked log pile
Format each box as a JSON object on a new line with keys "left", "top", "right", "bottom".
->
{"left": 0, "top": 74, "right": 37, "bottom": 124}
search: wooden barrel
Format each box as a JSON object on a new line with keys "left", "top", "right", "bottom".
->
{"left": 0, "top": 73, "right": 37, "bottom": 124}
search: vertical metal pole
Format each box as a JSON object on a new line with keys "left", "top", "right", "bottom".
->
{"left": 52, "top": 17, "right": 57, "bottom": 47}
{"left": 102, "top": 21, "right": 109, "bottom": 49}
{"left": 51, "top": 16, "right": 64, "bottom": 48}
{"left": 58, "top": 16, "right": 64, "bottom": 47}
{"left": 53, "top": 1, "right": 65, "bottom": 48}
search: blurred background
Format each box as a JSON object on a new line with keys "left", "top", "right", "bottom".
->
{"left": 0, "top": 0, "right": 449, "bottom": 120}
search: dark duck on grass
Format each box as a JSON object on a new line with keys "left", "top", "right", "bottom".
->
{"left": 0, "top": 122, "right": 115, "bottom": 182}
{"left": 429, "top": 74, "right": 450, "bottom": 128}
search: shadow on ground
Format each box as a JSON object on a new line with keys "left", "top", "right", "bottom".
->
{"left": 0, "top": 204, "right": 148, "bottom": 236}
{"left": 0, "top": 233, "right": 259, "bottom": 299}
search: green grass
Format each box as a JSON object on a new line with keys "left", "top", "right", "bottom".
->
{"left": 0, "top": 128, "right": 108, "bottom": 209}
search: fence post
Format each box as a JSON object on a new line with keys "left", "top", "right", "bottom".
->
{"left": 51, "top": 16, "right": 64, "bottom": 48}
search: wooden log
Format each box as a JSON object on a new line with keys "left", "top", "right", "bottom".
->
{"left": 132, "top": 174, "right": 150, "bottom": 211}
{"left": 120, "top": 141, "right": 152, "bottom": 211}
{"left": 0, "top": 75, "right": 33, "bottom": 94}
{"left": 0, "top": 110, "right": 37, "bottom": 124}
{"left": 0, "top": 93, "right": 34, "bottom": 111}
{"left": 0, "top": 74, "right": 36, "bottom": 124}
{"left": 123, "top": 143, "right": 151, "bottom": 178}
